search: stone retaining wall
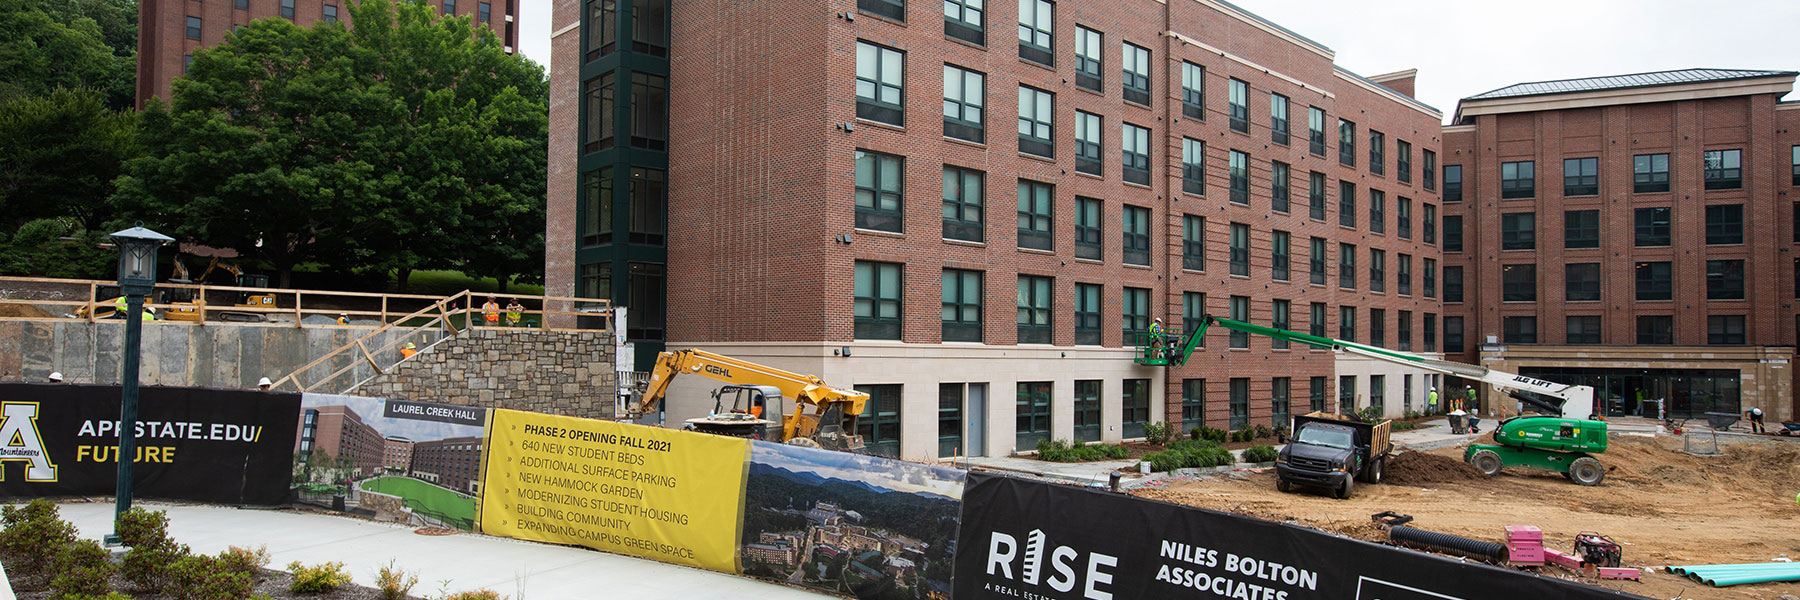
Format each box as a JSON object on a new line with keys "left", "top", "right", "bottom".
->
{"left": 355, "top": 328, "right": 616, "bottom": 419}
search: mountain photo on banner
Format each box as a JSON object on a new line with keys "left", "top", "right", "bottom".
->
{"left": 740, "top": 441, "right": 964, "bottom": 600}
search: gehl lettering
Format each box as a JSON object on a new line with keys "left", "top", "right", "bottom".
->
{"left": 987, "top": 529, "right": 1118, "bottom": 600}
{"left": 702, "top": 364, "right": 731, "bottom": 378}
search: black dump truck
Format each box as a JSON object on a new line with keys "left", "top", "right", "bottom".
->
{"left": 1274, "top": 411, "right": 1394, "bottom": 499}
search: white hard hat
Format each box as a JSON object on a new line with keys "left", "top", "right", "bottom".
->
{"left": 49, "top": 372, "right": 63, "bottom": 381}
{"left": 258, "top": 377, "right": 273, "bottom": 387}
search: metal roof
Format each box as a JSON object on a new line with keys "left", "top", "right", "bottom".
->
{"left": 1465, "top": 68, "right": 1798, "bottom": 101}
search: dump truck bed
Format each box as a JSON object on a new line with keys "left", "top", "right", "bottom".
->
{"left": 1296, "top": 411, "right": 1392, "bottom": 457}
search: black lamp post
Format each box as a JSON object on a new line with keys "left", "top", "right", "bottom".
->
{"left": 106, "top": 226, "right": 172, "bottom": 545}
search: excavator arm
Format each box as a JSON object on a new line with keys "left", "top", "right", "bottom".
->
{"left": 632, "top": 349, "right": 870, "bottom": 450}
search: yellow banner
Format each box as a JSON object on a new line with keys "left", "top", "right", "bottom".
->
{"left": 479, "top": 410, "right": 748, "bottom": 573}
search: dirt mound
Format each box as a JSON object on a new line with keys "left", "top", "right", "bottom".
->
{"left": 1383, "top": 451, "right": 1483, "bottom": 486}
{"left": 0, "top": 304, "right": 53, "bottom": 318}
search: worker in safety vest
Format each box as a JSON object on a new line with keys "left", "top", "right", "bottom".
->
{"left": 400, "top": 342, "right": 418, "bottom": 359}
{"left": 505, "top": 298, "right": 524, "bottom": 327}
{"left": 1427, "top": 387, "right": 1438, "bottom": 415}
{"left": 1148, "top": 318, "right": 1165, "bottom": 358}
{"left": 482, "top": 297, "right": 501, "bottom": 326}
{"left": 109, "top": 296, "right": 156, "bottom": 321}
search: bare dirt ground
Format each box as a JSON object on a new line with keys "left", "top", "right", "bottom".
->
{"left": 1134, "top": 435, "right": 1800, "bottom": 600}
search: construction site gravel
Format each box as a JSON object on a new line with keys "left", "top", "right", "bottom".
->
{"left": 1134, "top": 435, "right": 1800, "bottom": 600}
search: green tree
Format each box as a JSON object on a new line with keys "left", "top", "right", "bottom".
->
{"left": 0, "top": 86, "right": 137, "bottom": 231}
{"left": 40, "top": 0, "right": 136, "bottom": 109}
{"left": 0, "top": 218, "right": 114, "bottom": 278}
{"left": 0, "top": 0, "right": 134, "bottom": 109}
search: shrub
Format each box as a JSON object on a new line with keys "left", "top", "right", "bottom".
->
{"left": 445, "top": 591, "right": 506, "bottom": 600}
{"left": 1230, "top": 428, "right": 1256, "bottom": 443}
{"left": 288, "top": 560, "right": 353, "bottom": 593}
{"left": 0, "top": 499, "right": 78, "bottom": 588}
{"left": 1243, "top": 445, "right": 1280, "bottom": 463}
{"left": 377, "top": 560, "right": 420, "bottom": 600}
{"left": 1392, "top": 421, "right": 1420, "bottom": 431}
{"left": 1403, "top": 409, "right": 1422, "bottom": 420}
{"left": 1191, "top": 426, "right": 1227, "bottom": 443}
{"left": 53, "top": 593, "right": 132, "bottom": 600}
{"left": 221, "top": 545, "right": 272, "bottom": 577}
{"left": 1356, "top": 406, "right": 1384, "bottom": 424}
{"left": 1142, "top": 439, "right": 1235, "bottom": 472}
{"left": 1253, "top": 424, "right": 1274, "bottom": 439}
{"left": 118, "top": 508, "right": 190, "bottom": 593}
{"left": 1142, "top": 421, "right": 1174, "bottom": 445}
{"left": 1035, "top": 439, "right": 1128, "bottom": 462}
{"left": 166, "top": 553, "right": 253, "bottom": 600}
{"left": 49, "top": 539, "right": 117, "bottom": 600}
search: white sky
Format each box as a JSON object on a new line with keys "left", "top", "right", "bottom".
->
{"left": 515, "top": 0, "right": 1800, "bottom": 122}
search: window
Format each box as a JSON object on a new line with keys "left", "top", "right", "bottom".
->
{"left": 1563, "top": 157, "right": 1598, "bottom": 196}
{"left": 1423, "top": 150, "right": 1437, "bottom": 190}
{"left": 1181, "top": 138, "right": 1205, "bottom": 194}
{"left": 1309, "top": 302, "right": 1326, "bottom": 338}
{"left": 943, "top": 165, "right": 985, "bottom": 242}
{"left": 1369, "top": 375, "right": 1385, "bottom": 413}
{"left": 1565, "top": 263, "right": 1600, "bottom": 302}
{"left": 1707, "top": 260, "right": 1744, "bottom": 300}
{"left": 1638, "top": 315, "right": 1673, "bottom": 345}
{"left": 1271, "top": 161, "right": 1290, "bottom": 213}
{"left": 628, "top": 262, "right": 666, "bottom": 340}
{"left": 854, "top": 150, "right": 903, "bottom": 232}
{"left": 1339, "top": 182, "right": 1356, "bottom": 228}
{"left": 1308, "top": 171, "right": 1327, "bottom": 220}
{"left": 578, "top": 261, "right": 610, "bottom": 302}
{"left": 1228, "top": 378, "right": 1250, "bottom": 430}
{"left": 1181, "top": 62, "right": 1205, "bottom": 120}
{"left": 1338, "top": 376, "right": 1355, "bottom": 413}
{"left": 1122, "top": 287, "right": 1149, "bottom": 345}
{"left": 1074, "top": 381, "right": 1101, "bottom": 442}
{"left": 1444, "top": 266, "right": 1463, "bottom": 303}
{"left": 1634, "top": 153, "right": 1670, "bottom": 193}
{"left": 1708, "top": 315, "right": 1746, "bottom": 345}
{"left": 1015, "top": 382, "right": 1051, "bottom": 448}
{"left": 1423, "top": 313, "right": 1436, "bottom": 352}
{"left": 1369, "top": 308, "right": 1385, "bottom": 347}
{"left": 1501, "top": 161, "right": 1535, "bottom": 199}
{"left": 1075, "top": 111, "right": 1102, "bottom": 176}
{"left": 1503, "top": 316, "right": 1537, "bottom": 344}
{"left": 1017, "top": 86, "right": 1054, "bottom": 157}
{"left": 1338, "top": 119, "right": 1356, "bottom": 167}
{"left": 856, "top": 385, "right": 902, "bottom": 457}
{"left": 1272, "top": 378, "right": 1291, "bottom": 427}
{"left": 1271, "top": 230, "right": 1290, "bottom": 281}
{"left": 1706, "top": 204, "right": 1743, "bottom": 245}
{"left": 1704, "top": 149, "right": 1742, "bottom": 190}
{"left": 1182, "top": 215, "right": 1204, "bottom": 271}
{"left": 1074, "top": 27, "right": 1102, "bottom": 91}
{"left": 1339, "top": 306, "right": 1356, "bottom": 342}
{"left": 235, "top": 0, "right": 247, "bottom": 9}
{"left": 1121, "top": 42, "right": 1150, "bottom": 105}
{"left": 629, "top": 167, "right": 666, "bottom": 245}
{"left": 1229, "top": 150, "right": 1249, "bottom": 205}
{"left": 1017, "top": 179, "right": 1053, "bottom": 250}
{"left": 943, "top": 64, "right": 986, "bottom": 143}
{"left": 1309, "top": 237, "right": 1326, "bottom": 285}
{"left": 1397, "top": 253, "right": 1411, "bottom": 296}
{"left": 945, "top": 0, "right": 984, "bottom": 45}
{"left": 1794, "top": 145, "right": 1800, "bottom": 185}
{"left": 1017, "top": 275, "right": 1053, "bottom": 343}
{"left": 1423, "top": 204, "right": 1436, "bottom": 244}
{"left": 1397, "top": 140, "right": 1412, "bottom": 184}
{"left": 1369, "top": 249, "right": 1386, "bottom": 293}
{"left": 1444, "top": 164, "right": 1463, "bottom": 202}
{"left": 939, "top": 384, "right": 965, "bottom": 456}
{"left": 281, "top": 0, "right": 294, "bottom": 18}
{"left": 1123, "top": 205, "right": 1150, "bottom": 266}
{"left": 1397, "top": 197, "right": 1411, "bottom": 240}
{"left": 1075, "top": 196, "right": 1102, "bottom": 260}
{"left": 186, "top": 16, "right": 202, "bottom": 39}
{"left": 1182, "top": 379, "right": 1207, "bottom": 425}
{"left": 1564, "top": 209, "right": 1599, "bottom": 249}
{"left": 1636, "top": 261, "right": 1672, "bottom": 301}
{"left": 1183, "top": 292, "right": 1205, "bottom": 337}
{"left": 942, "top": 269, "right": 984, "bottom": 342}
{"left": 856, "top": 42, "right": 904, "bottom": 126}
{"left": 1270, "top": 94, "right": 1290, "bottom": 145}
{"left": 1368, "top": 130, "right": 1385, "bottom": 176}
{"left": 1075, "top": 283, "right": 1101, "bottom": 345}
{"left": 1444, "top": 316, "right": 1465, "bottom": 353}
{"left": 478, "top": 1, "right": 491, "bottom": 24}
{"left": 1634, "top": 207, "right": 1670, "bottom": 246}
{"left": 586, "top": 0, "right": 614, "bottom": 60}
{"left": 1307, "top": 107, "right": 1326, "bottom": 156}
{"left": 1444, "top": 215, "right": 1463, "bottom": 252}
{"left": 630, "top": 73, "right": 668, "bottom": 150}
{"left": 1567, "top": 316, "right": 1601, "bottom": 345}
{"left": 1016, "top": 0, "right": 1053, "bottom": 65}
{"left": 1502, "top": 264, "right": 1535, "bottom": 302}
{"left": 1310, "top": 377, "right": 1327, "bottom": 412}
{"left": 1271, "top": 299, "right": 1290, "bottom": 349}
{"left": 583, "top": 74, "right": 614, "bottom": 152}
{"left": 1122, "top": 123, "right": 1150, "bottom": 185}
{"left": 1229, "top": 295, "right": 1249, "bottom": 348}
{"left": 1228, "top": 79, "right": 1249, "bottom": 133}
{"left": 323, "top": 4, "right": 338, "bottom": 23}
{"left": 581, "top": 168, "right": 613, "bottom": 246}
{"left": 854, "top": 261, "right": 902, "bottom": 339}
{"left": 1501, "top": 212, "right": 1535, "bottom": 250}
{"left": 1423, "top": 258, "right": 1436, "bottom": 298}
{"left": 1369, "top": 190, "right": 1385, "bottom": 234}
{"left": 1339, "top": 243, "right": 1355, "bottom": 289}
{"left": 183, "top": 53, "right": 192, "bottom": 73}
{"left": 1229, "top": 222, "right": 1249, "bottom": 276}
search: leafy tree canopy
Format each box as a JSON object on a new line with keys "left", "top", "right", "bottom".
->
{"left": 0, "top": 86, "right": 138, "bottom": 231}
{"left": 0, "top": 0, "right": 136, "bottom": 109}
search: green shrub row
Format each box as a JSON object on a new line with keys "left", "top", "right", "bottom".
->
{"left": 1243, "top": 445, "right": 1280, "bottom": 463}
{"left": 1036, "top": 438, "right": 1130, "bottom": 462}
{"left": 1143, "top": 439, "right": 1235, "bottom": 472}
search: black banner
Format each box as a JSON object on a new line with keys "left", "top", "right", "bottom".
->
{"left": 954, "top": 473, "right": 1647, "bottom": 600}
{"left": 0, "top": 383, "right": 300, "bottom": 505}
{"left": 383, "top": 399, "right": 487, "bottom": 427}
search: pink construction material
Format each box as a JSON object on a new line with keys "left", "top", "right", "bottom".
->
{"left": 1508, "top": 544, "right": 1545, "bottom": 565}
{"left": 1505, "top": 525, "right": 1543, "bottom": 541}
{"left": 1596, "top": 567, "right": 1639, "bottom": 581}
{"left": 1545, "top": 549, "right": 1585, "bottom": 570}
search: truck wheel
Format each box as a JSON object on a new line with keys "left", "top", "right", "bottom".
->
{"left": 1335, "top": 477, "right": 1354, "bottom": 499}
{"left": 1359, "top": 457, "right": 1384, "bottom": 484}
{"left": 1277, "top": 479, "right": 1292, "bottom": 493}
{"left": 1568, "top": 457, "right": 1605, "bottom": 486}
{"left": 1469, "top": 449, "right": 1503, "bottom": 477}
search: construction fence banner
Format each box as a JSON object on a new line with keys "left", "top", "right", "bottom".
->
{"left": 0, "top": 382, "right": 299, "bottom": 505}
{"left": 297, "top": 393, "right": 489, "bottom": 531}
{"left": 738, "top": 440, "right": 964, "bottom": 599}
{"left": 954, "top": 472, "right": 1646, "bottom": 600}
{"left": 479, "top": 409, "right": 749, "bottom": 573}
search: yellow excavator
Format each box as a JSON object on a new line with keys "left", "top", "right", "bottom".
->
{"left": 631, "top": 349, "right": 869, "bottom": 452}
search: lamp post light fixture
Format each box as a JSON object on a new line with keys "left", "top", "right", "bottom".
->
{"left": 105, "top": 226, "right": 172, "bottom": 545}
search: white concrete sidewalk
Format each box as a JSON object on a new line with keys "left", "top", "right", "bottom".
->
{"left": 50, "top": 502, "right": 830, "bottom": 600}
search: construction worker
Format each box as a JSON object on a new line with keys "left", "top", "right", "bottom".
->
{"left": 336, "top": 312, "right": 350, "bottom": 325}
{"left": 1148, "top": 318, "right": 1165, "bottom": 359}
{"left": 482, "top": 297, "right": 501, "bottom": 327}
{"left": 400, "top": 342, "right": 418, "bottom": 359}
{"left": 1427, "top": 387, "right": 1438, "bottom": 415}
{"left": 257, "top": 377, "right": 272, "bottom": 391}
{"left": 1747, "top": 406, "right": 1766, "bottom": 434}
{"left": 48, "top": 372, "right": 63, "bottom": 383}
{"left": 1465, "top": 386, "right": 1477, "bottom": 414}
{"left": 505, "top": 298, "right": 524, "bottom": 327}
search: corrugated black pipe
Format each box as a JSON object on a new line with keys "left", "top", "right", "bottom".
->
{"left": 1388, "top": 526, "right": 1508, "bottom": 563}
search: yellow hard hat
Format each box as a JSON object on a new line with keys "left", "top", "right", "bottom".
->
{"left": 404, "top": 343, "right": 416, "bottom": 349}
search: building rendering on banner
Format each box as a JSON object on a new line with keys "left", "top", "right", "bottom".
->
{"left": 135, "top": 0, "right": 521, "bottom": 108}
{"left": 1442, "top": 68, "right": 1800, "bottom": 424}
{"left": 546, "top": 0, "right": 1449, "bottom": 460}
{"left": 295, "top": 405, "right": 386, "bottom": 477}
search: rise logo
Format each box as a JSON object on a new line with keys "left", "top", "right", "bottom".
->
{"left": 986, "top": 529, "right": 1118, "bottom": 600}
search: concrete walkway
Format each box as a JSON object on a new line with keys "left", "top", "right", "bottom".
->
{"left": 48, "top": 502, "right": 829, "bottom": 600}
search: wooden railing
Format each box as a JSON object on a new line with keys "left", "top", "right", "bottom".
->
{"left": 271, "top": 291, "right": 470, "bottom": 394}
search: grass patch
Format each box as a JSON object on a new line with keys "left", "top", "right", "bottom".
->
{"left": 359, "top": 476, "right": 477, "bottom": 529}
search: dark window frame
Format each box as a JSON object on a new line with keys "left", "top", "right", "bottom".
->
{"left": 854, "top": 149, "right": 904, "bottom": 232}
{"left": 1501, "top": 212, "right": 1536, "bottom": 250}
{"left": 1122, "top": 204, "right": 1151, "bottom": 266}
{"left": 1636, "top": 261, "right": 1672, "bottom": 301}
{"left": 1017, "top": 179, "right": 1054, "bottom": 250}
{"left": 1181, "top": 138, "right": 1205, "bottom": 195}
{"left": 1563, "top": 157, "right": 1598, "bottom": 196}
{"left": 1502, "top": 263, "right": 1536, "bottom": 302}
{"left": 1017, "top": 274, "right": 1054, "bottom": 343}
{"left": 1229, "top": 150, "right": 1250, "bottom": 205}
{"left": 1074, "top": 26, "right": 1102, "bottom": 92}
{"left": 1704, "top": 149, "right": 1742, "bottom": 190}
{"left": 1075, "top": 196, "right": 1102, "bottom": 260}
{"left": 1635, "top": 206, "right": 1671, "bottom": 247}
{"left": 943, "top": 64, "right": 986, "bottom": 144}
{"left": 1229, "top": 222, "right": 1250, "bottom": 276}
{"left": 1634, "top": 153, "right": 1670, "bottom": 193}
{"left": 854, "top": 261, "right": 903, "bottom": 339}
{"left": 941, "top": 269, "right": 984, "bottom": 342}
{"left": 1565, "top": 262, "right": 1600, "bottom": 302}
{"left": 1707, "top": 259, "right": 1744, "bottom": 300}
{"left": 1121, "top": 41, "right": 1151, "bottom": 106}
{"left": 1182, "top": 214, "right": 1204, "bottom": 271}
{"left": 943, "top": 165, "right": 986, "bottom": 243}
{"left": 1501, "top": 160, "right": 1535, "bottom": 199}
{"left": 1121, "top": 122, "right": 1151, "bottom": 185}
{"left": 1074, "top": 283, "right": 1102, "bottom": 345}
{"left": 1075, "top": 110, "right": 1102, "bottom": 176}
{"left": 1564, "top": 209, "right": 1599, "bottom": 249}
{"left": 1228, "top": 78, "right": 1249, "bottom": 133}
{"left": 855, "top": 41, "right": 905, "bottom": 126}
{"left": 1706, "top": 204, "right": 1743, "bottom": 245}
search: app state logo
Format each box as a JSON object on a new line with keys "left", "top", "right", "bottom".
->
{"left": 0, "top": 402, "right": 57, "bottom": 482}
